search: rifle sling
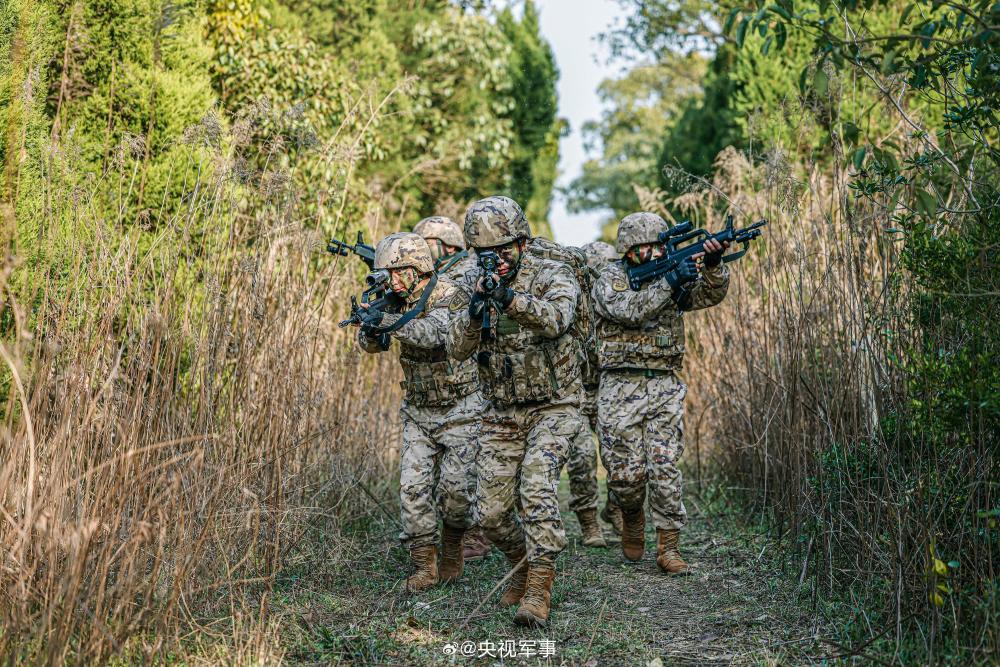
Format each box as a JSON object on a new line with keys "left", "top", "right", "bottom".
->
{"left": 365, "top": 272, "right": 439, "bottom": 336}
{"left": 436, "top": 249, "right": 468, "bottom": 274}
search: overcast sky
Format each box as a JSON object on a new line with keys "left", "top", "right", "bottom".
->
{"left": 533, "top": 0, "right": 622, "bottom": 246}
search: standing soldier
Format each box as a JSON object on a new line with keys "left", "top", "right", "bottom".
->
{"left": 354, "top": 232, "right": 480, "bottom": 592}
{"left": 413, "top": 216, "right": 492, "bottom": 562}
{"left": 592, "top": 213, "right": 729, "bottom": 574}
{"left": 579, "top": 241, "right": 623, "bottom": 536}
{"left": 447, "top": 196, "right": 582, "bottom": 627}
{"left": 414, "top": 216, "right": 472, "bottom": 276}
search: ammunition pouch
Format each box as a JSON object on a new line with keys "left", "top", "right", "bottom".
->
{"left": 477, "top": 341, "right": 579, "bottom": 406}
{"left": 597, "top": 328, "right": 685, "bottom": 372}
{"left": 400, "top": 357, "right": 477, "bottom": 407}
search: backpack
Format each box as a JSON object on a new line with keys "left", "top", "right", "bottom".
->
{"left": 528, "top": 237, "right": 600, "bottom": 388}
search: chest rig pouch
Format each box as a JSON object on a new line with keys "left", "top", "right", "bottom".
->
{"left": 597, "top": 313, "right": 686, "bottom": 371}
{"left": 476, "top": 301, "right": 580, "bottom": 406}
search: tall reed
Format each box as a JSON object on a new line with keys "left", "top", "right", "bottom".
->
{"left": 661, "top": 129, "right": 997, "bottom": 660}
{"left": 1, "top": 103, "right": 403, "bottom": 664}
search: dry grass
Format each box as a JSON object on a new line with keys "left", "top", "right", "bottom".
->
{"left": 1, "top": 103, "right": 405, "bottom": 664}
{"left": 665, "top": 127, "right": 997, "bottom": 659}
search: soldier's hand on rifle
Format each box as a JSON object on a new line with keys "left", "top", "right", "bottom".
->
{"left": 674, "top": 257, "right": 700, "bottom": 286}
{"left": 487, "top": 282, "right": 515, "bottom": 309}
{"left": 357, "top": 303, "right": 385, "bottom": 331}
{"left": 693, "top": 238, "right": 730, "bottom": 268}
{"left": 468, "top": 290, "right": 487, "bottom": 321}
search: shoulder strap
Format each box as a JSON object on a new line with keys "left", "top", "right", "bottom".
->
{"left": 436, "top": 249, "right": 468, "bottom": 274}
{"left": 367, "top": 273, "right": 439, "bottom": 335}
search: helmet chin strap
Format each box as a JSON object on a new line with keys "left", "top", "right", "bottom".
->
{"left": 394, "top": 271, "right": 428, "bottom": 300}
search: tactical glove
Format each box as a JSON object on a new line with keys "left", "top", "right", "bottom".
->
{"left": 704, "top": 244, "right": 724, "bottom": 268}
{"left": 672, "top": 257, "right": 700, "bottom": 287}
{"left": 468, "top": 292, "right": 487, "bottom": 321}
{"left": 358, "top": 306, "right": 385, "bottom": 331}
{"left": 487, "top": 283, "right": 516, "bottom": 310}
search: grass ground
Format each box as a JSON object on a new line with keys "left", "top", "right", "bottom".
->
{"left": 240, "top": 474, "right": 843, "bottom": 666}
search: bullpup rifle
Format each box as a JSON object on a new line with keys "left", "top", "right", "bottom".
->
{"left": 625, "top": 215, "right": 767, "bottom": 298}
{"left": 327, "top": 231, "right": 376, "bottom": 269}
{"left": 477, "top": 250, "right": 501, "bottom": 340}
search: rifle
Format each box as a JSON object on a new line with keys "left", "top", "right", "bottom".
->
{"left": 327, "top": 231, "right": 376, "bottom": 269}
{"left": 625, "top": 215, "right": 767, "bottom": 294}
{"left": 338, "top": 269, "right": 398, "bottom": 329}
{"left": 338, "top": 267, "right": 439, "bottom": 350}
{"left": 477, "top": 250, "right": 501, "bottom": 340}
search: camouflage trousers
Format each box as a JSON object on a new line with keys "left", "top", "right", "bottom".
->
{"left": 565, "top": 406, "right": 599, "bottom": 513}
{"left": 398, "top": 391, "right": 482, "bottom": 549}
{"left": 597, "top": 371, "right": 687, "bottom": 530}
{"left": 475, "top": 400, "right": 576, "bottom": 564}
{"left": 582, "top": 385, "right": 616, "bottom": 513}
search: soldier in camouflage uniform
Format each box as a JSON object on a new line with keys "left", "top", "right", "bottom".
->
{"left": 579, "top": 241, "right": 624, "bottom": 536}
{"left": 354, "top": 232, "right": 481, "bottom": 592}
{"left": 592, "top": 213, "right": 730, "bottom": 574}
{"left": 414, "top": 216, "right": 472, "bottom": 276}
{"left": 413, "top": 216, "right": 492, "bottom": 561}
{"left": 447, "top": 196, "right": 582, "bottom": 627}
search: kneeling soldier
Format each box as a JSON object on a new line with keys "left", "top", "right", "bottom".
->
{"left": 592, "top": 213, "right": 729, "bottom": 574}
{"left": 447, "top": 196, "right": 582, "bottom": 627}
{"left": 354, "top": 232, "right": 481, "bottom": 592}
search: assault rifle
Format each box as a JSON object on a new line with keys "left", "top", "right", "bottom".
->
{"left": 339, "top": 265, "right": 439, "bottom": 350}
{"left": 327, "top": 231, "right": 376, "bottom": 269}
{"left": 625, "top": 216, "right": 767, "bottom": 297}
{"left": 338, "top": 269, "right": 400, "bottom": 329}
{"left": 477, "top": 250, "right": 501, "bottom": 339}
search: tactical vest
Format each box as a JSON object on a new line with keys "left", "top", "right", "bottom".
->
{"left": 397, "top": 280, "right": 478, "bottom": 407}
{"left": 476, "top": 253, "right": 581, "bottom": 406}
{"left": 526, "top": 238, "right": 599, "bottom": 388}
{"left": 596, "top": 264, "right": 687, "bottom": 372}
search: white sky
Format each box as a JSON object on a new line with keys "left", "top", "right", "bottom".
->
{"left": 533, "top": 0, "right": 621, "bottom": 246}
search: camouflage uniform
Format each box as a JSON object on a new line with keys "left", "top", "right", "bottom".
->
{"left": 357, "top": 235, "right": 482, "bottom": 551}
{"left": 553, "top": 242, "right": 614, "bottom": 518}
{"left": 580, "top": 240, "right": 623, "bottom": 530}
{"left": 592, "top": 215, "right": 729, "bottom": 533}
{"left": 448, "top": 246, "right": 582, "bottom": 563}
{"left": 450, "top": 196, "right": 587, "bottom": 625}
{"left": 414, "top": 216, "right": 489, "bottom": 559}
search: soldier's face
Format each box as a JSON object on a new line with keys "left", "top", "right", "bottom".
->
{"left": 492, "top": 239, "right": 525, "bottom": 279}
{"left": 426, "top": 239, "right": 460, "bottom": 262}
{"left": 389, "top": 266, "right": 420, "bottom": 296}
{"left": 426, "top": 239, "right": 444, "bottom": 262}
{"left": 626, "top": 243, "right": 665, "bottom": 266}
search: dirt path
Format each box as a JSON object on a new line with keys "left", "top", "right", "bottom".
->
{"left": 256, "top": 476, "right": 837, "bottom": 666}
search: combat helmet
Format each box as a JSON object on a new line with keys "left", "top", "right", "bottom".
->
{"left": 581, "top": 240, "right": 620, "bottom": 269}
{"left": 464, "top": 196, "right": 531, "bottom": 249}
{"left": 374, "top": 232, "right": 435, "bottom": 275}
{"left": 413, "top": 216, "right": 466, "bottom": 250}
{"left": 615, "top": 212, "right": 669, "bottom": 254}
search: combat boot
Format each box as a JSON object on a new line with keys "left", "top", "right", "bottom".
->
{"left": 406, "top": 545, "right": 439, "bottom": 593}
{"left": 601, "top": 503, "right": 623, "bottom": 534}
{"left": 462, "top": 526, "right": 492, "bottom": 561}
{"left": 499, "top": 545, "right": 529, "bottom": 607}
{"left": 576, "top": 508, "right": 607, "bottom": 547}
{"left": 621, "top": 507, "right": 645, "bottom": 562}
{"left": 513, "top": 564, "right": 556, "bottom": 627}
{"left": 439, "top": 524, "right": 465, "bottom": 582}
{"left": 656, "top": 528, "right": 690, "bottom": 575}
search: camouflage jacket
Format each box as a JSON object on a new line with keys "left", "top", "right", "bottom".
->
{"left": 592, "top": 261, "right": 729, "bottom": 372}
{"left": 359, "top": 276, "right": 478, "bottom": 406}
{"left": 447, "top": 251, "right": 582, "bottom": 407}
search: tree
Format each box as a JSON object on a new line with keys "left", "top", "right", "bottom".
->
{"left": 566, "top": 52, "right": 707, "bottom": 219}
